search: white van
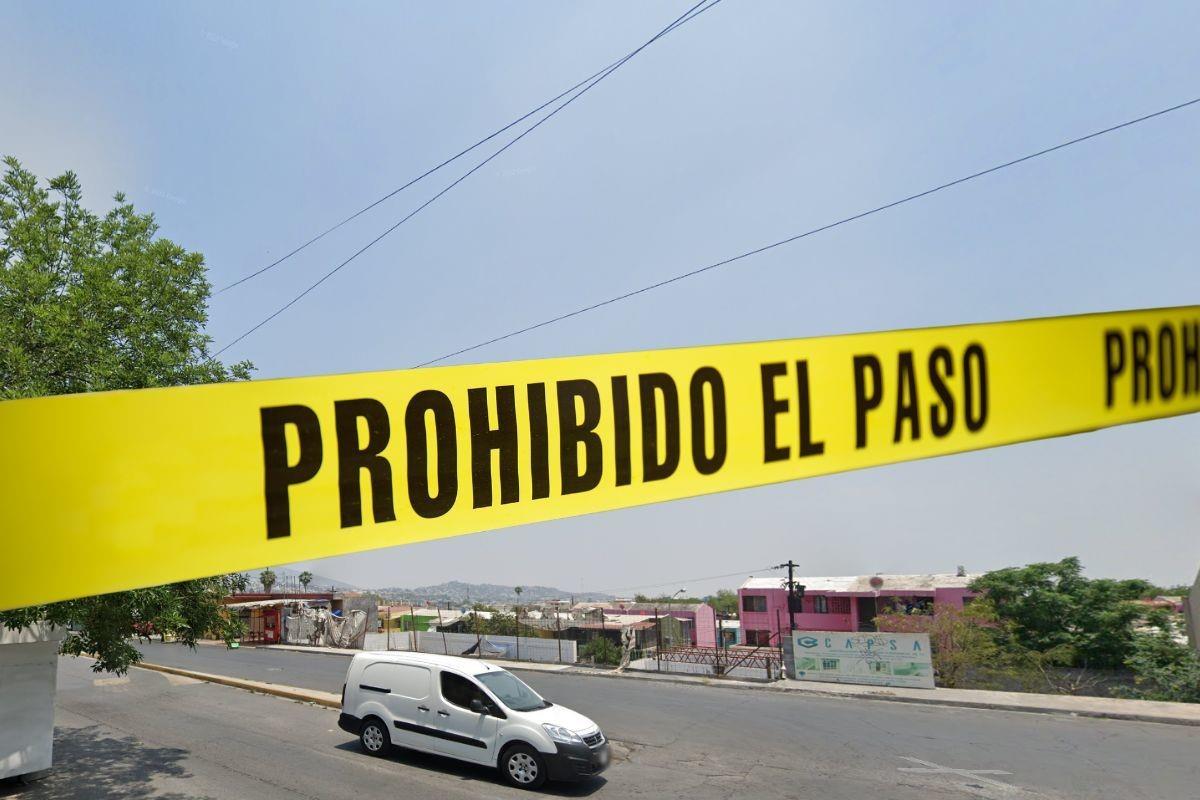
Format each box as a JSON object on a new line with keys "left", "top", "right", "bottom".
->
{"left": 338, "top": 652, "right": 609, "bottom": 789}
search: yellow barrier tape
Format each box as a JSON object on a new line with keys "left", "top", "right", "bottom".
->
{"left": 2, "top": 306, "right": 1198, "bottom": 611}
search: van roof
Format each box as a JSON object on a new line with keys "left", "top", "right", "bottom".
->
{"left": 351, "top": 651, "right": 504, "bottom": 676}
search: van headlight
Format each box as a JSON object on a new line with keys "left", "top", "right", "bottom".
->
{"left": 542, "top": 723, "right": 584, "bottom": 745}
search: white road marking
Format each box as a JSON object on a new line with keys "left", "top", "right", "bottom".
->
{"left": 162, "top": 672, "right": 202, "bottom": 686}
{"left": 92, "top": 676, "right": 130, "bottom": 687}
{"left": 898, "top": 756, "right": 1014, "bottom": 789}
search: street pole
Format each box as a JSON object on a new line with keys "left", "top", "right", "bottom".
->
{"left": 772, "top": 560, "right": 805, "bottom": 681}
{"left": 772, "top": 560, "right": 804, "bottom": 635}
{"left": 776, "top": 608, "right": 786, "bottom": 680}
{"left": 786, "top": 559, "right": 797, "bottom": 633}
{"left": 654, "top": 607, "right": 661, "bottom": 671}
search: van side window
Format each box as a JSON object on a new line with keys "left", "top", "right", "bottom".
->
{"left": 440, "top": 672, "right": 486, "bottom": 710}
{"left": 364, "top": 663, "right": 430, "bottom": 700}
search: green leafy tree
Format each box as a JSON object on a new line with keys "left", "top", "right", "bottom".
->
{"left": 259, "top": 569, "right": 277, "bottom": 594}
{"left": 707, "top": 589, "right": 739, "bottom": 616}
{"left": 583, "top": 636, "right": 621, "bottom": 666}
{"left": 1121, "top": 611, "right": 1200, "bottom": 703}
{"left": 483, "top": 612, "right": 518, "bottom": 636}
{"left": 1141, "top": 584, "right": 1189, "bottom": 599}
{"left": 633, "top": 593, "right": 701, "bottom": 605}
{"left": 970, "top": 557, "right": 1151, "bottom": 669}
{"left": 0, "top": 157, "right": 252, "bottom": 673}
{"left": 875, "top": 600, "right": 1043, "bottom": 689}
{"left": 298, "top": 571, "right": 313, "bottom": 591}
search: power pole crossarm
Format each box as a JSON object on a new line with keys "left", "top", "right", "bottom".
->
{"left": 772, "top": 560, "right": 804, "bottom": 634}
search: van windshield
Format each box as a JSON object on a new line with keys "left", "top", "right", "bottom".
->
{"left": 477, "top": 670, "right": 548, "bottom": 712}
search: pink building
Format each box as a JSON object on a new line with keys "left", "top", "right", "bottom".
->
{"left": 737, "top": 573, "right": 978, "bottom": 646}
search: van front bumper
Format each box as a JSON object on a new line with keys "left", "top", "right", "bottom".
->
{"left": 337, "top": 713, "right": 362, "bottom": 735}
{"left": 544, "top": 740, "right": 610, "bottom": 781}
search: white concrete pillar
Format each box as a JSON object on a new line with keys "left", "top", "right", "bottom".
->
{"left": 0, "top": 623, "right": 65, "bottom": 780}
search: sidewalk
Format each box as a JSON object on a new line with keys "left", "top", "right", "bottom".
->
{"left": 579, "top": 668, "right": 1200, "bottom": 726}
{"left": 179, "top": 645, "right": 1200, "bottom": 726}
{"left": 136, "top": 661, "right": 341, "bottom": 708}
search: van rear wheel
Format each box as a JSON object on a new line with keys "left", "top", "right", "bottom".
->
{"left": 500, "top": 744, "right": 547, "bottom": 790}
{"left": 359, "top": 717, "right": 390, "bottom": 757}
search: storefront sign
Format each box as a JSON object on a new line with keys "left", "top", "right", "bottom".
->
{"left": 791, "top": 631, "right": 935, "bottom": 689}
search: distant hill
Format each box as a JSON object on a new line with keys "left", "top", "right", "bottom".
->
{"left": 239, "top": 566, "right": 362, "bottom": 593}
{"left": 375, "top": 581, "right": 613, "bottom": 604}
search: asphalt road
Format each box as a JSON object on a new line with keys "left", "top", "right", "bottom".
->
{"left": 3, "top": 644, "right": 1197, "bottom": 800}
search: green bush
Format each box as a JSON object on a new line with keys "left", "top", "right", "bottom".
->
{"left": 1122, "top": 617, "right": 1200, "bottom": 703}
{"left": 582, "top": 637, "right": 621, "bottom": 666}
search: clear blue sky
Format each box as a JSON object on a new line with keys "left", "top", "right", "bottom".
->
{"left": 4, "top": 2, "right": 1198, "bottom": 592}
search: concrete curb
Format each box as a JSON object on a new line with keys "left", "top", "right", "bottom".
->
{"left": 135, "top": 661, "right": 341, "bottom": 709}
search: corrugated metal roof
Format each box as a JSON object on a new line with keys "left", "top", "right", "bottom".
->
{"left": 739, "top": 573, "right": 979, "bottom": 592}
{"left": 224, "top": 598, "right": 323, "bottom": 609}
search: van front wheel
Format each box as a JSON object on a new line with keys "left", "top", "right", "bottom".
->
{"left": 500, "top": 744, "right": 547, "bottom": 790}
{"left": 359, "top": 717, "right": 390, "bottom": 757}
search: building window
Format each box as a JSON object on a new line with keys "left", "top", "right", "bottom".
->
{"left": 744, "top": 629, "right": 771, "bottom": 646}
{"left": 742, "top": 595, "right": 767, "bottom": 613}
{"left": 829, "top": 597, "right": 850, "bottom": 614}
{"left": 812, "top": 595, "right": 829, "bottom": 614}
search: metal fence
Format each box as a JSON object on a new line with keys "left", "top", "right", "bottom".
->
{"left": 358, "top": 605, "right": 787, "bottom": 680}
{"left": 629, "top": 644, "right": 783, "bottom": 680}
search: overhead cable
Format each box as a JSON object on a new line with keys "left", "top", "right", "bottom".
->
{"left": 417, "top": 95, "right": 1200, "bottom": 367}
{"left": 214, "top": 0, "right": 721, "bottom": 356}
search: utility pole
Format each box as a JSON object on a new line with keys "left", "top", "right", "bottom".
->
{"left": 772, "top": 560, "right": 804, "bottom": 682}
{"left": 773, "top": 560, "right": 805, "bottom": 633}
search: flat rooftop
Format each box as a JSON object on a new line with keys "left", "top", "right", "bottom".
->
{"left": 740, "top": 573, "right": 980, "bottom": 593}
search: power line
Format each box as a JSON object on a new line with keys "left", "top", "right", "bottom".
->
{"left": 213, "top": 16, "right": 704, "bottom": 297}
{"left": 214, "top": 0, "right": 721, "bottom": 356}
{"left": 416, "top": 94, "right": 1200, "bottom": 367}
{"left": 586, "top": 566, "right": 783, "bottom": 597}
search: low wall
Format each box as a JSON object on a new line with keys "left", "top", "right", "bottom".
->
{"left": 416, "top": 631, "right": 576, "bottom": 664}
{"left": 362, "top": 632, "right": 413, "bottom": 651}
{"left": 628, "top": 657, "right": 768, "bottom": 681}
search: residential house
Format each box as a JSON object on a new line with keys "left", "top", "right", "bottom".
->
{"left": 738, "top": 573, "right": 979, "bottom": 646}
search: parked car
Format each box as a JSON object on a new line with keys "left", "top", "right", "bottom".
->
{"left": 338, "top": 651, "right": 609, "bottom": 789}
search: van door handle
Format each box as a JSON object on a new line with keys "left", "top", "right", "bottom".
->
{"left": 437, "top": 710, "right": 451, "bottom": 717}
{"left": 417, "top": 706, "right": 430, "bottom": 712}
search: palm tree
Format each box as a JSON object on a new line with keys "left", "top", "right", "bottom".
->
{"left": 299, "top": 571, "right": 313, "bottom": 592}
{"left": 259, "top": 569, "right": 276, "bottom": 594}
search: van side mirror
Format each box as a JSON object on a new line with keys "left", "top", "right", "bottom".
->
{"left": 470, "top": 698, "right": 486, "bottom": 714}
